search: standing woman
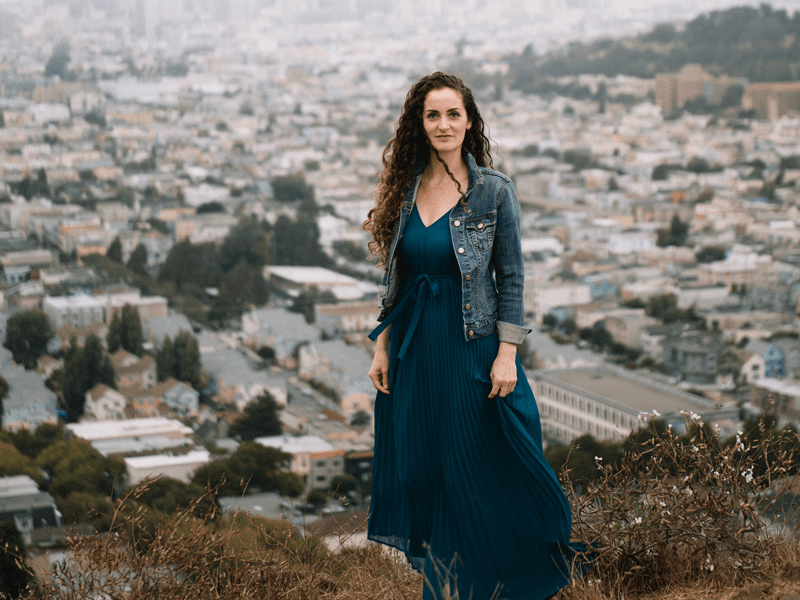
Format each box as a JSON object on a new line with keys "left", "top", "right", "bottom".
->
{"left": 363, "top": 72, "right": 581, "bottom": 600}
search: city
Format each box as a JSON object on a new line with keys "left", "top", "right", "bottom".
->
{"left": 3, "top": 0, "right": 800, "bottom": 597}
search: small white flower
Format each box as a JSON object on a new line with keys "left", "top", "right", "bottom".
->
{"left": 692, "top": 445, "right": 699, "bottom": 452}
{"left": 679, "top": 409, "right": 688, "bottom": 417}
{"left": 633, "top": 516, "right": 642, "bottom": 524}
{"left": 658, "top": 500, "right": 666, "bottom": 507}
{"left": 595, "top": 456, "right": 603, "bottom": 461}
{"left": 651, "top": 409, "right": 661, "bottom": 417}
{"left": 685, "top": 487, "right": 693, "bottom": 496}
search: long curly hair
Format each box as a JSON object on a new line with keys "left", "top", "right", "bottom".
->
{"left": 362, "top": 72, "right": 493, "bottom": 266}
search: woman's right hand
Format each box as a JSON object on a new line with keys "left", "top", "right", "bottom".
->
{"left": 369, "top": 349, "right": 390, "bottom": 394}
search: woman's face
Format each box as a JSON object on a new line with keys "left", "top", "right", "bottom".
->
{"left": 421, "top": 87, "right": 471, "bottom": 156}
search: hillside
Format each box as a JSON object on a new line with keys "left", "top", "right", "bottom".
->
{"left": 509, "top": 4, "right": 800, "bottom": 91}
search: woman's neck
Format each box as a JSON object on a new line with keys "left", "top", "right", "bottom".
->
{"left": 425, "top": 149, "right": 466, "bottom": 183}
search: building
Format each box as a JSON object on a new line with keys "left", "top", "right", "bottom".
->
{"left": 43, "top": 295, "right": 105, "bottom": 330}
{"left": 655, "top": 64, "right": 744, "bottom": 112}
{"left": 742, "top": 81, "right": 800, "bottom": 120}
{"left": 749, "top": 378, "right": 800, "bottom": 423}
{"left": 111, "top": 350, "right": 156, "bottom": 390}
{"left": 84, "top": 384, "right": 128, "bottom": 421}
{"left": 0, "top": 475, "right": 63, "bottom": 546}
{"left": 1, "top": 365, "right": 59, "bottom": 432}
{"left": 125, "top": 450, "right": 211, "bottom": 486}
{"left": 533, "top": 365, "right": 739, "bottom": 444}
{"left": 255, "top": 434, "right": 345, "bottom": 490}
{"left": 66, "top": 417, "right": 194, "bottom": 444}
{"left": 529, "top": 281, "right": 592, "bottom": 323}
{"left": 661, "top": 331, "right": 726, "bottom": 385}
{"left": 264, "top": 266, "right": 378, "bottom": 301}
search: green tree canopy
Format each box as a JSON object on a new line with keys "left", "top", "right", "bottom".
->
{"left": 36, "top": 439, "right": 125, "bottom": 498}
{"left": 0, "top": 442, "right": 41, "bottom": 483}
{"left": 134, "top": 476, "right": 214, "bottom": 516}
{"left": 4, "top": 310, "right": 53, "bottom": 369}
{"left": 191, "top": 441, "right": 297, "bottom": 497}
{"left": 62, "top": 336, "right": 115, "bottom": 422}
{"left": 127, "top": 243, "right": 148, "bottom": 276}
{"left": 107, "top": 304, "right": 143, "bottom": 355}
{"left": 218, "top": 218, "right": 269, "bottom": 272}
{"left": 330, "top": 474, "right": 358, "bottom": 497}
{"left": 229, "top": 393, "right": 282, "bottom": 442}
{"left": 156, "top": 331, "right": 202, "bottom": 389}
{"left": 106, "top": 236, "right": 123, "bottom": 263}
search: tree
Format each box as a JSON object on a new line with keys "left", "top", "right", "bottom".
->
{"left": 330, "top": 474, "right": 358, "bottom": 497}
{"left": 651, "top": 163, "right": 676, "bottom": 181}
{"left": 7, "top": 423, "right": 62, "bottom": 460}
{"left": 656, "top": 214, "right": 689, "bottom": 247}
{"left": 4, "top": 310, "right": 53, "bottom": 369}
{"left": 306, "top": 489, "right": 327, "bottom": 509}
{"left": 62, "top": 336, "right": 115, "bottom": 422}
{"left": 0, "top": 109, "right": 5, "bottom": 128}
{"left": 127, "top": 243, "right": 148, "bottom": 276}
{"left": 158, "top": 240, "right": 221, "bottom": 292}
{"left": 218, "top": 218, "right": 269, "bottom": 272}
{"left": 696, "top": 245, "right": 727, "bottom": 263}
{"left": 134, "top": 477, "right": 213, "bottom": 516}
{"left": 351, "top": 410, "right": 370, "bottom": 428}
{"left": 106, "top": 236, "right": 123, "bottom": 263}
{"left": 229, "top": 393, "right": 282, "bottom": 441}
{"left": 0, "top": 520, "right": 33, "bottom": 599}
{"left": 44, "top": 40, "right": 72, "bottom": 80}
{"left": 271, "top": 174, "right": 314, "bottom": 203}
{"left": 107, "top": 304, "right": 143, "bottom": 355}
{"left": 191, "top": 442, "right": 294, "bottom": 497}
{"left": 0, "top": 442, "right": 41, "bottom": 482}
{"left": 270, "top": 214, "right": 330, "bottom": 267}
{"left": 196, "top": 201, "right": 226, "bottom": 214}
{"left": 156, "top": 331, "right": 202, "bottom": 389}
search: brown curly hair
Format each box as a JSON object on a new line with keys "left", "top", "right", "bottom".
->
{"left": 362, "top": 72, "right": 493, "bottom": 266}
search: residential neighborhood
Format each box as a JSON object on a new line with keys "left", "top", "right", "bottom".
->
{"left": 5, "top": 0, "right": 800, "bottom": 586}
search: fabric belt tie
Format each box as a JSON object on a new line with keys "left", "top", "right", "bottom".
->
{"left": 369, "top": 273, "right": 445, "bottom": 360}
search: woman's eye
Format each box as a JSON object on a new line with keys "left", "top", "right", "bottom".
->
{"left": 449, "top": 112, "right": 461, "bottom": 118}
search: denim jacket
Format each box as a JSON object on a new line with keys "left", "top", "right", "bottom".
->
{"left": 376, "top": 152, "right": 531, "bottom": 345}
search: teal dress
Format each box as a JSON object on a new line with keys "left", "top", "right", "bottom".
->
{"left": 368, "top": 205, "right": 580, "bottom": 600}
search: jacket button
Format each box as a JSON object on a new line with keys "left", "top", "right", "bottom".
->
{"left": 453, "top": 220, "right": 460, "bottom": 227}
{"left": 458, "top": 247, "right": 465, "bottom": 254}
{"left": 465, "top": 304, "right": 471, "bottom": 310}
{"left": 477, "top": 222, "right": 484, "bottom": 229}
{"left": 469, "top": 330, "right": 474, "bottom": 336}
{"left": 465, "top": 275, "right": 471, "bottom": 281}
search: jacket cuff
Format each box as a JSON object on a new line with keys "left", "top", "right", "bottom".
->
{"left": 496, "top": 320, "right": 531, "bottom": 345}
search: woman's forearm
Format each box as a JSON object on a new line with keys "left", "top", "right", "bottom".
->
{"left": 375, "top": 324, "right": 391, "bottom": 355}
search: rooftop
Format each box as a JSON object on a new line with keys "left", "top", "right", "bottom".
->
{"left": 66, "top": 417, "right": 194, "bottom": 441}
{"left": 537, "top": 365, "right": 737, "bottom": 419}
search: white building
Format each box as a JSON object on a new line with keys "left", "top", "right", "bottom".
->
{"left": 43, "top": 295, "right": 105, "bottom": 330}
{"left": 125, "top": 450, "right": 211, "bottom": 486}
{"left": 533, "top": 365, "right": 740, "bottom": 444}
{"left": 528, "top": 281, "right": 592, "bottom": 323}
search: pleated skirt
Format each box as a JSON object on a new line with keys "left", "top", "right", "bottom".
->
{"left": 368, "top": 208, "right": 578, "bottom": 600}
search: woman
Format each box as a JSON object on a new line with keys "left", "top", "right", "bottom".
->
{"left": 363, "top": 72, "right": 580, "bottom": 600}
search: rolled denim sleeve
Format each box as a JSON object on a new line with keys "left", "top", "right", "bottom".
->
{"left": 493, "top": 179, "right": 531, "bottom": 344}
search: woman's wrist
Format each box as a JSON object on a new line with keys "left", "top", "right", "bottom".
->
{"left": 497, "top": 341, "right": 517, "bottom": 357}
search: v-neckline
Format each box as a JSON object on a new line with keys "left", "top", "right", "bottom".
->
{"left": 415, "top": 204, "right": 451, "bottom": 229}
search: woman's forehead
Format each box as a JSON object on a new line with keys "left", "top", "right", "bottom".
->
{"left": 423, "top": 88, "right": 465, "bottom": 111}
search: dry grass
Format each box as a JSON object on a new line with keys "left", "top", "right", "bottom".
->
{"left": 10, "top": 415, "right": 800, "bottom": 600}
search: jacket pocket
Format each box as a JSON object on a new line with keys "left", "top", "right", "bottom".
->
{"left": 466, "top": 215, "right": 496, "bottom": 252}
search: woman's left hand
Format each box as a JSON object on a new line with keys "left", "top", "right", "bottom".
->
{"left": 488, "top": 342, "right": 517, "bottom": 399}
